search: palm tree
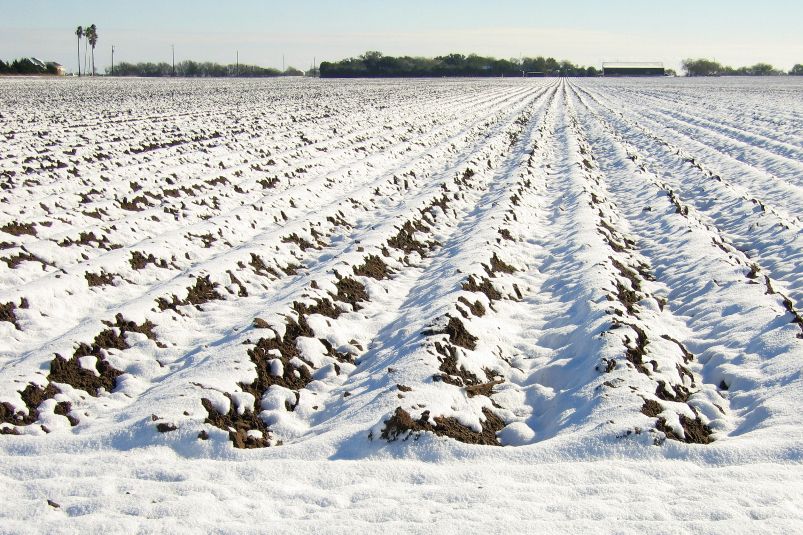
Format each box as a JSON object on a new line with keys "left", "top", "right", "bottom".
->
{"left": 87, "top": 25, "right": 98, "bottom": 76}
{"left": 75, "top": 26, "right": 83, "bottom": 76}
{"left": 83, "top": 28, "right": 88, "bottom": 75}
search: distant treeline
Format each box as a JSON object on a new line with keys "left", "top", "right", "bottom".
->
{"left": 320, "top": 51, "right": 599, "bottom": 78}
{"left": 107, "top": 60, "right": 305, "bottom": 77}
{"left": 0, "top": 58, "right": 60, "bottom": 75}
{"left": 682, "top": 59, "right": 803, "bottom": 77}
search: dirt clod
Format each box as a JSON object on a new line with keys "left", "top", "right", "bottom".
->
{"left": 201, "top": 397, "right": 270, "bottom": 449}
{"left": 0, "top": 301, "right": 20, "bottom": 330}
{"left": 85, "top": 271, "right": 116, "bottom": 287}
{"left": 332, "top": 277, "right": 368, "bottom": 310}
{"left": 462, "top": 275, "right": 502, "bottom": 302}
{"left": 457, "top": 296, "right": 485, "bottom": 317}
{"left": 353, "top": 255, "right": 391, "bottom": 280}
{"left": 157, "top": 275, "right": 222, "bottom": 311}
{"left": 1, "top": 221, "right": 36, "bottom": 236}
{"left": 381, "top": 406, "right": 503, "bottom": 446}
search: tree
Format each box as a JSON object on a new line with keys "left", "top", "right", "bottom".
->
{"left": 746, "top": 62, "right": 780, "bottom": 76}
{"left": 75, "top": 26, "right": 83, "bottom": 76}
{"left": 86, "top": 25, "right": 98, "bottom": 76}
{"left": 681, "top": 58, "right": 723, "bottom": 76}
{"left": 84, "top": 27, "right": 89, "bottom": 75}
{"left": 790, "top": 64, "right": 803, "bottom": 76}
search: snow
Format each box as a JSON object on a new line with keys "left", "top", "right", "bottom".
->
{"left": 0, "top": 76, "right": 801, "bottom": 532}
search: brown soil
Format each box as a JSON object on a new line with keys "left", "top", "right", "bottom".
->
{"left": 239, "top": 316, "right": 315, "bottom": 400}
{"left": 103, "top": 313, "right": 159, "bottom": 342}
{"left": 0, "top": 383, "right": 53, "bottom": 427}
{"left": 0, "top": 221, "right": 36, "bottom": 236}
{"left": 227, "top": 270, "right": 248, "bottom": 297}
{"left": 763, "top": 276, "right": 803, "bottom": 336}
{"left": 49, "top": 352, "right": 123, "bottom": 397}
{"left": 85, "top": 271, "right": 117, "bottom": 287}
{"left": 82, "top": 208, "right": 106, "bottom": 219}
{"left": 293, "top": 298, "right": 341, "bottom": 319}
{"left": 380, "top": 407, "right": 503, "bottom": 446}
{"left": 486, "top": 253, "right": 516, "bottom": 276}
{"left": 457, "top": 296, "right": 485, "bottom": 317}
{"left": 641, "top": 398, "right": 663, "bottom": 418}
{"left": 655, "top": 380, "right": 691, "bottom": 403}
{"left": 667, "top": 190, "right": 689, "bottom": 217}
{"left": 433, "top": 341, "right": 480, "bottom": 387}
{"left": 333, "top": 277, "right": 368, "bottom": 310}
{"left": 249, "top": 253, "right": 281, "bottom": 278}
{"left": 258, "top": 177, "right": 280, "bottom": 189}
{"left": 157, "top": 275, "right": 222, "bottom": 311}
{"left": 201, "top": 397, "right": 271, "bottom": 449}
{"left": 616, "top": 281, "right": 640, "bottom": 314}
{"left": 456, "top": 168, "right": 475, "bottom": 186}
{"left": 353, "top": 255, "right": 391, "bottom": 280}
{"left": 188, "top": 232, "right": 216, "bottom": 248}
{"left": 498, "top": 229, "right": 514, "bottom": 241}
{"left": 53, "top": 401, "right": 78, "bottom": 426}
{"left": 130, "top": 251, "right": 168, "bottom": 270}
{"left": 2, "top": 251, "right": 49, "bottom": 269}
{"left": 253, "top": 318, "right": 271, "bottom": 329}
{"left": 46, "top": 315, "right": 154, "bottom": 396}
{"left": 118, "top": 195, "right": 151, "bottom": 212}
{"left": 59, "top": 231, "right": 116, "bottom": 250}
{"left": 283, "top": 263, "right": 301, "bottom": 275}
{"left": 427, "top": 193, "right": 450, "bottom": 214}
{"left": 282, "top": 233, "right": 318, "bottom": 251}
{"left": 425, "top": 317, "right": 478, "bottom": 351}
{"left": 0, "top": 301, "right": 20, "bottom": 330}
{"left": 656, "top": 414, "right": 713, "bottom": 445}
{"left": 611, "top": 258, "right": 642, "bottom": 292}
{"left": 623, "top": 323, "right": 653, "bottom": 375}
{"left": 462, "top": 275, "right": 502, "bottom": 302}
{"left": 387, "top": 220, "right": 433, "bottom": 256}
{"left": 465, "top": 380, "right": 503, "bottom": 398}
{"left": 320, "top": 339, "right": 354, "bottom": 364}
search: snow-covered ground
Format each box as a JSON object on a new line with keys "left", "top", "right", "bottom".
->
{"left": 0, "top": 76, "right": 801, "bottom": 533}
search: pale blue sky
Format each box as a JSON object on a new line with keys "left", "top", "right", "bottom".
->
{"left": 1, "top": 0, "right": 800, "bottom": 72}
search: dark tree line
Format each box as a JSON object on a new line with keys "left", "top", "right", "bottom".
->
{"left": 106, "top": 60, "right": 303, "bottom": 77}
{"left": 682, "top": 58, "right": 799, "bottom": 76}
{"left": 0, "top": 59, "right": 61, "bottom": 75}
{"left": 320, "top": 51, "right": 599, "bottom": 78}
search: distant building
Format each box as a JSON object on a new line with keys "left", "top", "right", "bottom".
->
{"left": 602, "top": 62, "right": 665, "bottom": 77}
{"left": 46, "top": 62, "right": 66, "bottom": 76}
{"left": 30, "top": 57, "right": 47, "bottom": 70}
{"left": 29, "top": 58, "right": 66, "bottom": 75}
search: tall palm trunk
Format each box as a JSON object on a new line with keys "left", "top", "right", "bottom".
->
{"left": 75, "top": 26, "right": 82, "bottom": 76}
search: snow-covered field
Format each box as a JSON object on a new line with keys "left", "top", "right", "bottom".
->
{"left": 1, "top": 76, "right": 801, "bottom": 533}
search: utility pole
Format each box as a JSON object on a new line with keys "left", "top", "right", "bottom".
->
{"left": 111, "top": 45, "right": 115, "bottom": 76}
{"left": 172, "top": 44, "right": 175, "bottom": 77}
{"left": 282, "top": 54, "right": 285, "bottom": 72}
{"left": 313, "top": 56, "right": 316, "bottom": 77}
{"left": 236, "top": 50, "right": 239, "bottom": 77}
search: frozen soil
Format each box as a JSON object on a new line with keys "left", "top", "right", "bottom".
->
{"left": 0, "top": 76, "right": 801, "bottom": 533}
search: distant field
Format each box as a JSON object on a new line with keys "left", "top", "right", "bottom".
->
{"left": 1, "top": 77, "right": 801, "bottom": 532}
